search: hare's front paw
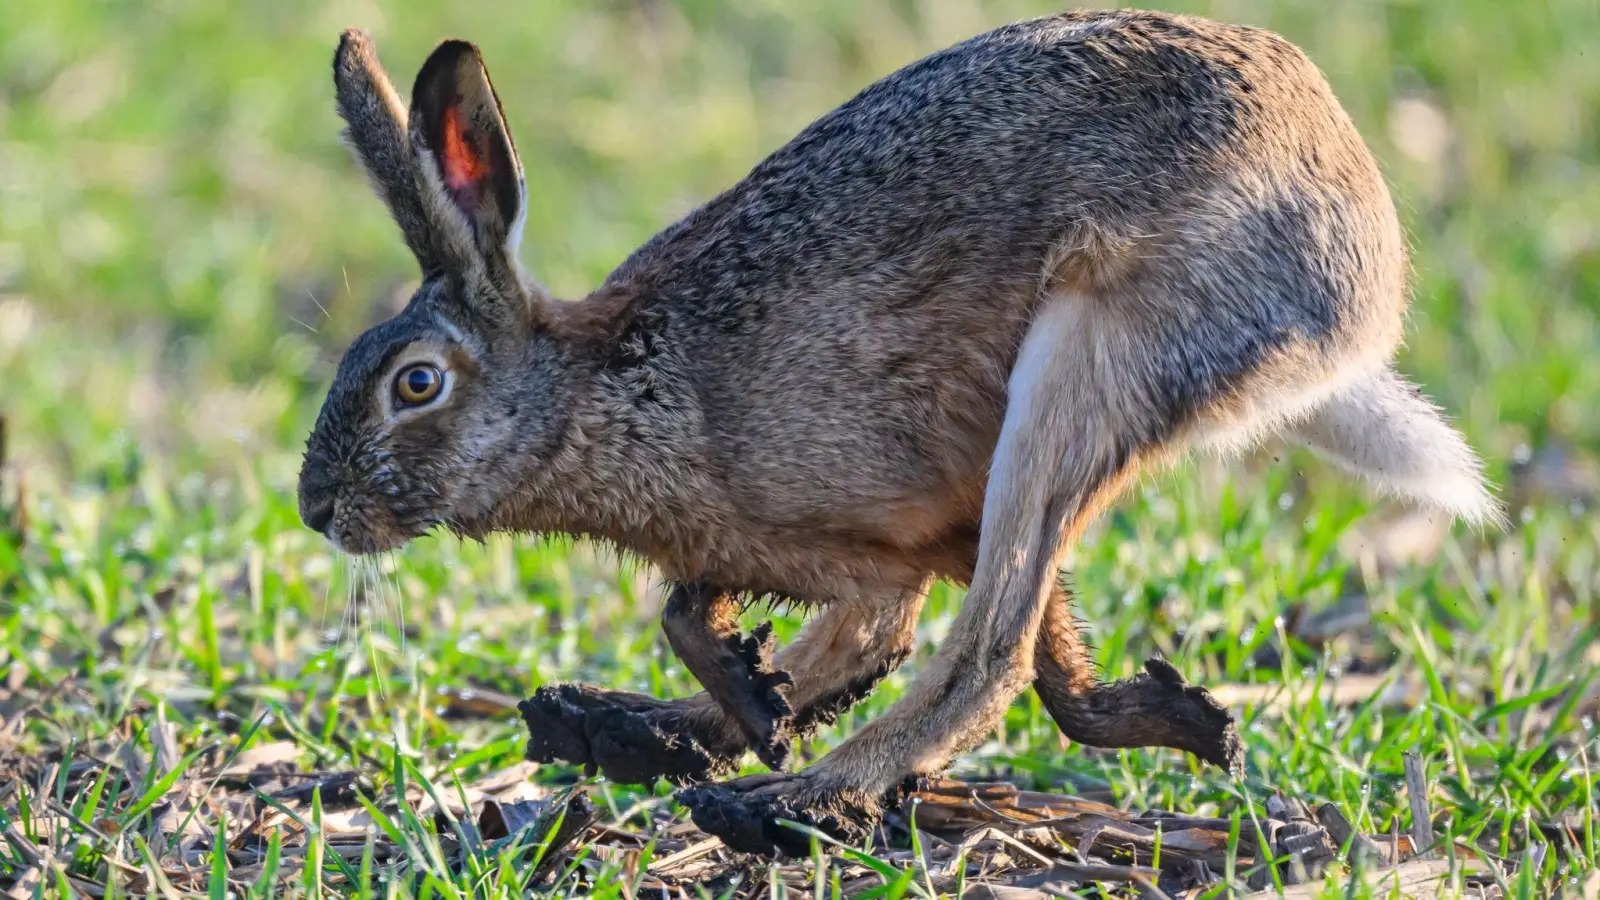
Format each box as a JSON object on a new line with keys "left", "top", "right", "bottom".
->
{"left": 678, "top": 771, "right": 882, "bottom": 857}
{"left": 519, "top": 683, "right": 738, "bottom": 786}
{"left": 720, "top": 622, "right": 797, "bottom": 771}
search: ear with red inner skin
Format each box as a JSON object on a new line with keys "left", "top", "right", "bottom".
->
{"left": 440, "top": 106, "right": 490, "bottom": 210}
{"left": 410, "top": 39, "right": 524, "bottom": 265}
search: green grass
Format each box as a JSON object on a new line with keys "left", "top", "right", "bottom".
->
{"left": 1, "top": 0, "right": 1598, "bottom": 896}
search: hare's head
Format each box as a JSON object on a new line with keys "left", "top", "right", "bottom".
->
{"left": 299, "top": 32, "right": 569, "bottom": 554}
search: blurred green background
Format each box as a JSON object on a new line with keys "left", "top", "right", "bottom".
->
{"left": 2, "top": 0, "right": 1599, "bottom": 890}
{"left": 5, "top": 0, "right": 1598, "bottom": 480}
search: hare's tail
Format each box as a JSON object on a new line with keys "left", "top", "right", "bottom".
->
{"left": 1291, "top": 366, "right": 1503, "bottom": 529}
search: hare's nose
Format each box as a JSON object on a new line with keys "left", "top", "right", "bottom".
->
{"left": 302, "top": 497, "right": 336, "bottom": 535}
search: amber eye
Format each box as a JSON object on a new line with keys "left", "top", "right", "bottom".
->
{"left": 394, "top": 364, "right": 443, "bottom": 406}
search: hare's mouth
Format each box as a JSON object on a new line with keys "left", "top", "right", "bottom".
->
{"left": 326, "top": 526, "right": 411, "bottom": 556}
{"left": 317, "top": 499, "right": 437, "bottom": 556}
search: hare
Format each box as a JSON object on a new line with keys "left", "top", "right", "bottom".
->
{"left": 300, "top": 9, "right": 1499, "bottom": 856}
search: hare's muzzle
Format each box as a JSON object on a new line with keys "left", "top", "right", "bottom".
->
{"left": 296, "top": 450, "right": 342, "bottom": 541}
{"left": 301, "top": 495, "right": 335, "bottom": 535}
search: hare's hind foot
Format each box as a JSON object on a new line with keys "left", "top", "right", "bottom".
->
{"left": 1037, "top": 654, "right": 1243, "bottom": 772}
{"left": 662, "top": 584, "right": 796, "bottom": 770}
{"left": 1034, "top": 585, "right": 1242, "bottom": 772}
{"left": 678, "top": 771, "right": 883, "bottom": 857}
{"left": 1139, "top": 658, "right": 1244, "bottom": 771}
{"left": 520, "top": 684, "right": 741, "bottom": 785}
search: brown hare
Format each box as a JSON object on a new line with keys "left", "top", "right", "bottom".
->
{"left": 299, "top": 9, "right": 1499, "bottom": 857}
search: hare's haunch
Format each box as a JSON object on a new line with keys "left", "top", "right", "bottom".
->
{"left": 300, "top": 10, "right": 1498, "bottom": 857}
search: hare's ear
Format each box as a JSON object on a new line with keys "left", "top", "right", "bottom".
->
{"left": 409, "top": 40, "right": 526, "bottom": 278}
{"left": 332, "top": 30, "right": 442, "bottom": 274}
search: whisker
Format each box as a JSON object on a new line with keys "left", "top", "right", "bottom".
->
{"left": 349, "top": 556, "right": 372, "bottom": 664}
{"left": 287, "top": 314, "right": 320, "bottom": 334}
{"left": 386, "top": 549, "right": 408, "bottom": 660}
{"left": 307, "top": 288, "right": 331, "bottom": 320}
{"left": 370, "top": 556, "right": 392, "bottom": 701}
{"left": 359, "top": 556, "right": 376, "bottom": 698}
{"left": 372, "top": 553, "right": 391, "bottom": 661}
{"left": 336, "top": 553, "right": 357, "bottom": 650}
{"left": 321, "top": 553, "right": 340, "bottom": 644}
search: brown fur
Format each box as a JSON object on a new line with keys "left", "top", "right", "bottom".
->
{"left": 302, "top": 10, "right": 1498, "bottom": 856}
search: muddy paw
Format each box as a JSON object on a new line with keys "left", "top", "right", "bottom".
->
{"left": 519, "top": 683, "right": 736, "bottom": 786}
{"left": 678, "top": 772, "right": 880, "bottom": 857}
{"left": 1142, "top": 657, "right": 1244, "bottom": 774}
{"left": 727, "top": 622, "right": 797, "bottom": 770}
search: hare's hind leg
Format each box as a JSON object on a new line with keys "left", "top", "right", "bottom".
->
{"left": 775, "top": 579, "right": 930, "bottom": 735}
{"left": 1029, "top": 367, "right": 1497, "bottom": 766}
{"left": 523, "top": 581, "right": 926, "bottom": 785}
{"left": 1033, "top": 583, "right": 1239, "bottom": 767}
{"left": 683, "top": 291, "right": 1263, "bottom": 856}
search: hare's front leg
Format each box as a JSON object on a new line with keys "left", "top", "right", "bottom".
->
{"left": 661, "top": 583, "right": 796, "bottom": 770}
{"left": 521, "top": 580, "right": 927, "bottom": 785}
{"left": 522, "top": 583, "right": 779, "bottom": 785}
{"left": 665, "top": 579, "right": 934, "bottom": 768}
{"left": 520, "top": 685, "right": 741, "bottom": 785}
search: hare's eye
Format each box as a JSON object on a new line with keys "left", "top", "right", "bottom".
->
{"left": 395, "top": 364, "right": 443, "bottom": 406}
